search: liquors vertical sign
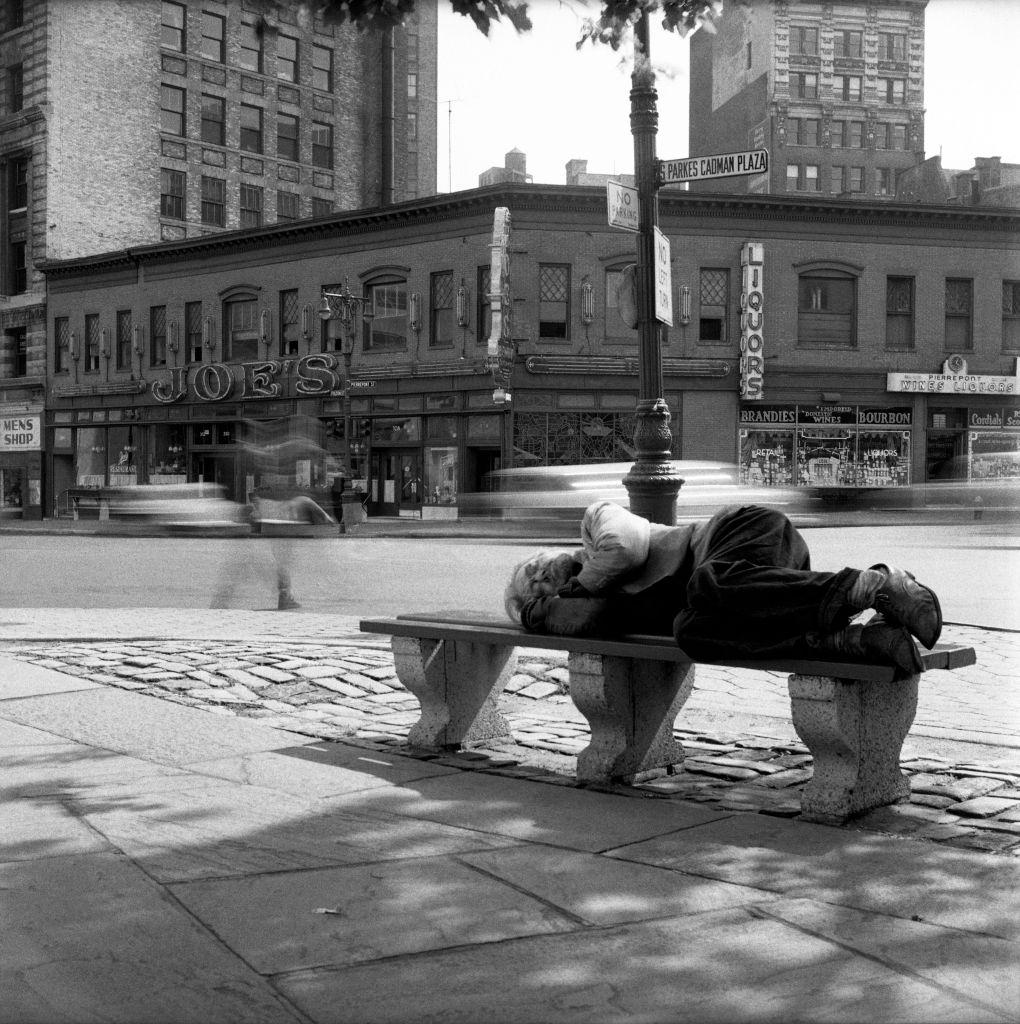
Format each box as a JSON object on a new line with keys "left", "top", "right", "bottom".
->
{"left": 740, "top": 242, "right": 765, "bottom": 399}
{"left": 487, "top": 206, "right": 514, "bottom": 402}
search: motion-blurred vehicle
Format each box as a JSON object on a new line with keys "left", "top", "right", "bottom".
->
{"left": 103, "top": 483, "right": 250, "bottom": 535}
{"left": 459, "top": 461, "right": 812, "bottom": 522}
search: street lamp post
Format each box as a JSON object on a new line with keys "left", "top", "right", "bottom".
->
{"left": 317, "top": 279, "right": 373, "bottom": 523}
{"left": 623, "top": 11, "right": 683, "bottom": 525}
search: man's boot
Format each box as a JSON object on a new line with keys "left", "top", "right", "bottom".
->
{"left": 278, "top": 591, "right": 301, "bottom": 610}
{"left": 810, "top": 617, "right": 923, "bottom": 676}
{"left": 869, "top": 564, "right": 942, "bottom": 649}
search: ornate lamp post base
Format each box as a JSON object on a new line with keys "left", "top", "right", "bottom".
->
{"left": 623, "top": 398, "right": 683, "bottom": 524}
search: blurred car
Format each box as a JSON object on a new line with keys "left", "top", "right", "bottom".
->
{"left": 459, "top": 461, "right": 812, "bottom": 522}
{"left": 103, "top": 483, "right": 250, "bottom": 535}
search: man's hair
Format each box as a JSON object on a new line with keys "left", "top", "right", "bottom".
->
{"left": 504, "top": 551, "right": 559, "bottom": 623}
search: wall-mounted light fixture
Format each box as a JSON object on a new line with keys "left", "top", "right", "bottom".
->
{"left": 301, "top": 303, "right": 312, "bottom": 341}
{"left": 168, "top": 320, "right": 179, "bottom": 354}
{"left": 260, "top": 309, "right": 271, "bottom": 348}
{"left": 456, "top": 279, "right": 469, "bottom": 327}
{"left": 69, "top": 331, "right": 80, "bottom": 360}
{"left": 202, "top": 316, "right": 216, "bottom": 350}
{"left": 131, "top": 324, "right": 144, "bottom": 355}
{"left": 678, "top": 284, "right": 692, "bottom": 326}
{"left": 580, "top": 277, "right": 595, "bottom": 325}
{"left": 408, "top": 292, "right": 421, "bottom": 335}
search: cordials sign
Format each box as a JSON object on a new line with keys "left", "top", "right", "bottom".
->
{"left": 150, "top": 354, "right": 341, "bottom": 404}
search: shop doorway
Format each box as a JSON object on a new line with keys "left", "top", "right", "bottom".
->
{"left": 192, "top": 453, "right": 238, "bottom": 502}
{"left": 370, "top": 450, "right": 421, "bottom": 516}
{"left": 467, "top": 447, "right": 501, "bottom": 491}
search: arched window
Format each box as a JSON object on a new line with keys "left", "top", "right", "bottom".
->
{"left": 604, "top": 261, "right": 637, "bottom": 344}
{"left": 220, "top": 285, "right": 261, "bottom": 361}
{"left": 795, "top": 261, "right": 861, "bottom": 348}
{"left": 361, "top": 269, "right": 409, "bottom": 352}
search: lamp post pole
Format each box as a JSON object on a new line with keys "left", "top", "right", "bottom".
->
{"left": 623, "top": 11, "right": 683, "bottom": 525}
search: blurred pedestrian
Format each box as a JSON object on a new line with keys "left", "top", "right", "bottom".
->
{"left": 251, "top": 493, "right": 334, "bottom": 609}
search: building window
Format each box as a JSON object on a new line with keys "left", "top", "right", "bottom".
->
{"left": 837, "top": 75, "right": 862, "bottom": 102}
{"left": 833, "top": 30, "right": 862, "bottom": 58}
{"left": 876, "top": 167, "right": 894, "bottom": 196}
{"left": 791, "top": 72, "right": 817, "bottom": 100}
{"left": 200, "top": 93, "right": 225, "bottom": 145}
{"left": 277, "top": 112, "right": 299, "bottom": 162}
{"left": 477, "top": 265, "right": 492, "bottom": 343}
{"left": 788, "top": 117, "right": 818, "bottom": 146}
{"left": 539, "top": 264, "right": 570, "bottom": 340}
{"left": 150, "top": 305, "right": 167, "bottom": 366}
{"left": 8, "top": 240, "right": 26, "bottom": 294}
{"left": 200, "top": 11, "right": 225, "bottom": 63}
{"left": 1002, "top": 282, "right": 1020, "bottom": 351}
{"left": 407, "top": 72, "right": 417, "bottom": 99}
{"left": 277, "top": 34, "right": 298, "bottom": 82}
{"left": 9, "top": 156, "right": 27, "bottom": 210}
{"left": 831, "top": 165, "right": 845, "bottom": 194}
{"left": 201, "top": 175, "right": 225, "bottom": 226}
{"left": 876, "top": 123, "right": 891, "bottom": 150}
{"left": 160, "top": 84, "right": 185, "bottom": 136}
{"left": 161, "top": 1, "right": 186, "bottom": 51}
{"left": 225, "top": 296, "right": 259, "bottom": 361}
{"left": 605, "top": 266, "right": 636, "bottom": 343}
{"left": 847, "top": 121, "right": 864, "bottom": 148}
{"left": 239, "top": 20, "right": 262, "bottom": 72}
{"left": 879, "top": 32, "right": 907, "bottom": 62}
{"left": 240, "top": 104, "right": 263, "bottom": 154}
{"left": 311, "top": 197, "right": 332, "bottom": 216}
{"left": 798, "top": 272, "right": 856, "bottom": 346}
{"left": 804, "top": 164, "right": 819, "bottom": 191}
{"left": 891, "top": 124, "right": 908, "bottom": 150}
{"left": 280, "top": 289, "right": 300, "bottom": 356}
{"left": 8, "top": 63, "right": 23, "bottom": 113}
{"left": 365, "top": 280, "right": 408, "bottom": 351}
{"left": 699, "top": 268, "right": 728, "bottom": 343}
{"left": 880, "top": 78, "right": 906, "bottom": 104}
{"left": 831, "top": 121, "right": 845, "bottom": 148}
{"left": 186, "top": 301, "right": 203, "bottom": 362}
{"left": 85, "top": 313, "right": 101, "bottom": 372}
{"left": 790, "top": 26, "right": 818, "bottom": 56}
{"left": 886, "top": 277, "right": 914, "bottom": 349}
{"left": 945, "top": 278, "right": 973, "bottom": 351}
{"left": 239, "top": 183, "right": 263, "bottom": 228}
{"left": 847, "top": 166, "right": 864, "bottom": 193}
{"left": 429, "top": 271, "right": 454, "bottom": 348}
{"left": 312, "top": 44, "right": 333, "bottom": 91}
{"left": 277, "top": 189, "right": 300, "bottom": 222}
{"left": 116, "top": 309, "right": 132, "bottom": 370}
{"left": 55, "top": 316, "right": 69, "bottom": 374}
{"left": 8, "top": 327, "right": 26, "bottom": 377}
{"left": 160, "top": 168, "right": 186, "bottom": 220}
{"left": 311, "top": 121, "right": 333, "bottom": 168}
{"left": 786, "top": 163, "right": 799, "bottom": 190}
{"left": 407, "top": 112, "right": 418, "bottom": 142}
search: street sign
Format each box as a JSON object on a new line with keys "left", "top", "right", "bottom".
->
{"left": 348, "top": 380, "right": 376, "bottom": 389}
{"left": 606, "top": 180, "right": 639, "bottom": 232}
{"left": 653, "top": 227, "right": 672, "bottom": 326}
{"left": 658, "top": 148, "right": 769, "bottom": 185}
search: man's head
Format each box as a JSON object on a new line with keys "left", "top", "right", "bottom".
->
{"left": 504, "top": 551, "right": 579, "bottom": 623}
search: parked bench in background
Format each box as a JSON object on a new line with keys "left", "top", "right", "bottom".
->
{"left": 360, "top": 612, "right": 976, "bottom": 824}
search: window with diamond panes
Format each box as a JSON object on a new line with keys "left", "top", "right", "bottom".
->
{"left": 539, "top": 264, "right": 569, "bottom": 340}
{"left": 116, "top": 309, "right": 132, "bottom": 370}
{"left": 280, "top": 289, "right": 300, "bottom": 356}
{"left": 945, "top": 279, "right": 973, "bottom": 351}
{"left": 513, "top": 411, "right": 672, "bottom": 468}
{"left": 84, "top": 314, "right": 100, "bottom": 373}
{"left": 186, "top": 301, "right": 202, "bottom": 362}
{"left": 1004, "top": 282, "right": 1020, "bottom": 351}
{"left": 699, "top": 268, "right": 728, "bottom": 343}
{"left": 150, "top": 305, "right": 167, "bottom": 366}
{"left": 885, "top": 276, "right": 914, "bottom": 349}
{"left": 55, "top": 316, "right": 69, "bottom": 374}
{"left": 430, "top": 271, "right": 454, "bottom": 348}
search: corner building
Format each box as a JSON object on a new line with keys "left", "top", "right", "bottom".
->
{"left": 688, "top": 0, "right": 926, "bottom": 199}
{"left": 0, "top": 0, "right": 436, "bottom": 516}
{"left": 41, "top": 184, "right": 1020, "bottom": 519}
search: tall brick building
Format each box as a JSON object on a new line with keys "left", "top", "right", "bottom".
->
{"left": 0, "top": 0, "right": 437, "bottom": 516}
{"left": 688, "top": 0, "right": 926, "bottom": 199}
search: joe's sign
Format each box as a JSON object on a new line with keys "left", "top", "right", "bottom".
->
{"left": 150, "top": 354, "right": 341, "bottom": 404}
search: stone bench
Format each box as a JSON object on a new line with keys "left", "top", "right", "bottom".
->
{"left": 359, "top": 612, "right": 976, "bottom": 824}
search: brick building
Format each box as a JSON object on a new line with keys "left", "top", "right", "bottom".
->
{"left": 688, "top": 0, "right": 926, "bottom": 199}
{"left": 41, "top": 184, "right": 1020, "bottom": 520}
{"left": 0, "top": 0, "right": 436, "bottom": 517}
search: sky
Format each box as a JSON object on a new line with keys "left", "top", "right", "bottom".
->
{"left": 435, "top": 0, "right": 1020, "bottom": 193}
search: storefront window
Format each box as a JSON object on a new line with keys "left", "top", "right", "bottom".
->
{"left": 424, "top": 446, "right": 458, "bottom": 505}
{"left": 108, "top": 426, "right": 140, "bottom": 486}
{"left": 739, "top": 430, "right": 795, "bottom": 486}
{"left": 371, "top": 416, "right": 420, "bottom": 443}
{"left": 1, "top": 467, "right": 24, "bottom": 509}
{"left": 75, "top": 427, "right": 107, "bottom": 487}
{"left": 854, "top": 431, "right": 910, "bottom": 486}
{"left": 148, "top": 424, "right": 187, "bottom": 483}
{"left": 969, "top": 432, "right": 1020, "bottom": 480}
{"left": 426, "top": 416, "right": 457, "bottom": 441}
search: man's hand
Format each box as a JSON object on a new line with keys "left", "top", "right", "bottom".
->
{"left": 520, "top": 594, "right": 613, "bottom": 637}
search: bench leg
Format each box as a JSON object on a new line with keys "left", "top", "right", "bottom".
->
{"left": 392, "top": 636, "right": 514, "bottom": 751}
{"left": 569, "top": 653, "right": 695, "bottom": 784}
{"left": 789, "top": 672, "right": 919, "bottom": 824}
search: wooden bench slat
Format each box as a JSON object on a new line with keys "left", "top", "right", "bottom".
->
{"left": 360, "top": 614, "right": 975, "bottom": 683}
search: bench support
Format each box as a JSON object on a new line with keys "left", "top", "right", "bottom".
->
{"left": 570, "top": 653, "right": 695, "bottom": 784}
{"left": 788, "top": 672, "right": 919, "bottom": 824}
{"left": 392, "top": 637, "right": 514, "bottom": 750}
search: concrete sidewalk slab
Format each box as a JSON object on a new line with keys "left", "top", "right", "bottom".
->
{"left": 276, "top": 904, "right": 998, "bottom": 1024}
{"left": 0, "top": 656, "right": 102, "bottom": 698}
{"left": 0, "top": 852, "right": 302, "bottom": 1024}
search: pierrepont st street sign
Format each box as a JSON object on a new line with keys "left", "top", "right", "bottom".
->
{"left": 658, "top": 148, "right": 769, "bottom": 185}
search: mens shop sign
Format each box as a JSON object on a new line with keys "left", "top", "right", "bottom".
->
{"left": 150, "top": 354, "right": 342, "bottom": 404}
{"left": 0, "top": 415, "right": 41, "bottom": 450}
{"left": 887, "top": 357, "right": 1020, "bottom": 395}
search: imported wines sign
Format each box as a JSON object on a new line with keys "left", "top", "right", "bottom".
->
{"left": 0, "top": 414, "right": 41, "bottom": 450}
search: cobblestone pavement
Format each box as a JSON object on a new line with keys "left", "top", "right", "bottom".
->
{"left": 3, "top": 610, "right": 1019, "bottom": 856}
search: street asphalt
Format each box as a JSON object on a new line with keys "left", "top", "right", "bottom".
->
{"left": 1, "top": 597, "right": 1019, "bottom": 1023}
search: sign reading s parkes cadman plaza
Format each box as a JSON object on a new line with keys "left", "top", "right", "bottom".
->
{"left": 658, "top": 149, "right": 769, "bottom": 185}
